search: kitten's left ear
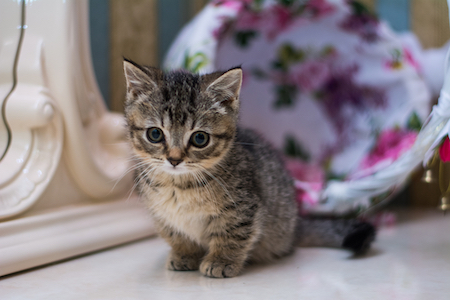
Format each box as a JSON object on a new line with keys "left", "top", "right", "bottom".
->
{"left": 123, "top": 59, "right": 158, "bottom": 99}
{"left": 206, "top": 68, "right": 242, "bottom": 111}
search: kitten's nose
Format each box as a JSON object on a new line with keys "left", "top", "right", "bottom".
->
{"left": 167, "top": 148, "right": 183, "bottom": 167}
{"left": 168, "top": 158, "right": 183, "bottom": 167}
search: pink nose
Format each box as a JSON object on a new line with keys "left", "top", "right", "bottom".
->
{"left": 168, "top": 158, "right": 182, "bottom": 167}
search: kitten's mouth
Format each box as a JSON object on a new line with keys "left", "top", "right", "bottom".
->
{"left": 161, "top": 161, "right": 191, "bottom": 175}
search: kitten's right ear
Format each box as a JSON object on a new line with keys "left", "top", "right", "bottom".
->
{"left": 123, "top": 59, "right": 158, "bottom": 98}
{"left": 205, "top": 68, "right": 242, "bottom": 112}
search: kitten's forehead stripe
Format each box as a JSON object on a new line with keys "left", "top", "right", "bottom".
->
{"left": 163, "top": 114, "right": 171, "bottom": 129}
{"left": 190, "top": 118, "right": 197, "bottom": 131}
{"left": 130, "top": 125, "right": 145, "bottom": 131}
{"left": 162, "top": 86, "right": 170, "bottom": 102}
{"left": 160, "top": 71, "right": 201, "bottom": 128}
{"left": 167, "top": 107, "right": 174, "bottom": 124}
{"left": 213, "top": 132, "right": 234, "bottom": 141}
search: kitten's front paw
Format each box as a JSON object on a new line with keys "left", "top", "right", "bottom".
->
{"left": 199, "top": 259, "right": 243, "bottom": 278}
{"left": 167, "top": 254, "right": 200, "bottom": 271}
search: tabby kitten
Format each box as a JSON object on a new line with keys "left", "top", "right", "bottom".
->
{"left": 123, "top": 59, "right": 375, "bottom": 278}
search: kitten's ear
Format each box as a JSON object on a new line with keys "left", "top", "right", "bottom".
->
{"left": 206, "top": 68, "right": 242, "bottom": 111}
{"left": 123, "top": 59, "right": 158, "bottom": 99}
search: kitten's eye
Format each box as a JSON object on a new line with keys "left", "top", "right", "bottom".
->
{"left": 190, "top": 131, "right": 209, "bottom": 148}
{"left": 146, "top": 127, "right": 164, "bottom": 143}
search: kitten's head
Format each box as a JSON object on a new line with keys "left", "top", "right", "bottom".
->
{"left": 123, "top": 59, "right": 242, "bottom": 177}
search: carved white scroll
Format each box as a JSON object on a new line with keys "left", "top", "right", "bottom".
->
{"left": 0, "top": 35, "right": 63, "bottom": 219}
{"left": 0, "top": 0, "right": 132, "bottom": 219}
{"left": 0, "top": 0, "right": 155, "bottom": 276}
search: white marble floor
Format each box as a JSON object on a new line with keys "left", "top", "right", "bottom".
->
{"left": 1, "top": 209, "right": 450, "bottom": 300}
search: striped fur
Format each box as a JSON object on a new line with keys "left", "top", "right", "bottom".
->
{"left": 123, "top": 60, "right": 375, "bottom": 278}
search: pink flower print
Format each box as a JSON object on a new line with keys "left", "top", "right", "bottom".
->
{"left": 319, "top": 64, "right": 386, "bottom": 134}
{"left": 384, "top": 60, "right": 403, "bottom": 70}
{"left": 383, "top": 48, "right": 420, "bottom": 71}
{"left": 305, "top": 0, "right": 336, "bottom": 18}
{"left": 340, "top": 8, "right": 379, "bottom": 42}
{"left": 286, "top": 159, "right": 324, "bottom": 183}
{"left": 285, "top": 159, "right": 325, "bottom": 209}
{"left": 439, "top": 136, "right": 450, "bottom": 162}
{"left": 212, "top": 0, "right": 249, "bottom": 9}
{"left": 235, "top": 8, "right": 261, "bottom": 31}
{"left": 384, "top": 49, "right": 403, "bottom": 70}
{"left": 360, "top": 129, "right": 417, "bottom": 170}
{"left": 384, "top": 48, "right": 417, "bottom": 71}
{"left": 271, "top": 5, "right": 292, "bottom": 31}
{"left": 290, "top": 60, "right": 331, "bottom": 92}
{"left": 260, "top": 4, "right": 293, "bottom": 40}
{"left": 213, "top": 17, "right": 233, "bottom": 40}
{"left": 403, "top": 47, "right": 421, "bottom": 71}
{"left": 270, "top": 69, "right": 290, "bottom": 85}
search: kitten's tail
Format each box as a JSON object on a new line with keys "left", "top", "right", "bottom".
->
{"left": 295, "top": 218, "right": 376, "bottom": 254}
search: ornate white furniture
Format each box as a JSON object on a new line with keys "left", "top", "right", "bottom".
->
{"left": 0, "top": 0, "right": 155, "bottom": 276}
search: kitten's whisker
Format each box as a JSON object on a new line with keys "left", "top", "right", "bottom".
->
{"left": 214, "top": 161, "right": 235, "bottom": 178}
{"left": 198, "top": 166, "right": 236, "bottom": 208}
{"left": 115, "top": 159, "right": 147, "bottom": 181}
{"left": 101, "top": 142, "right": 130, "bottom": 146}
{"left": 107, "top": 155, "right": 141, "bottom": 184}
{"left": 126, "top": 164, "right": 156, "bottom": 202}
{"left": 191, "top": 171, "right": 204, "bottom": 203}
{"left": 126, "top": 168, "right": 149, "bottom": 201}
{"left": 112, "top": 157, "right": 149, "bottom": 180}
{"left": 112, "top": 154, "right": 143, "bottom": 168}
{"left": 195, "top": 170, "right": 215, "bottom": 202}
{"left": 127, "top": 169, "right": 155, "bottom": 203}
{"left": 235, "top": 142, "right": 261, "bottom": 147}
{"left": 108, "top": 160, "right": 149, "bottom": 195}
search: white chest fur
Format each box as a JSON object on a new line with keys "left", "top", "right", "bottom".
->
{"left": 147, "top": 185, "right": 218, "bottom": 245}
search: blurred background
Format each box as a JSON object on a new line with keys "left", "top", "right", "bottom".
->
{"left": 89, "top": 0, "right": 449, "bottom": 112}
{"left": 89, "top": 0, "right": 208, "bottom": 112}
{"left": 88, "top": 0, "right": 450, "bottom": 208}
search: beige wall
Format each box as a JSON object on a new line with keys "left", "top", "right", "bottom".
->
{"left": 108, "top": 0, "right": 208, "bottom": 112}
{"left": 411, "top": 0, "right": 450, "bottom": 48}
{"left": 109, "top": 0, "right": 158, "bottom": 112}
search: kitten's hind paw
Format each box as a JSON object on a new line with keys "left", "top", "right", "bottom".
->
{"left": 342, "top": 221, "right": 376, "bottom": 254}
{"left": 200, "top": 259, "right": 243, "bottom": 278}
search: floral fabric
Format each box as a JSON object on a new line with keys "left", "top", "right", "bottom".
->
{"left": 164, "top": 0, "right": 434, "bottom": 213}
